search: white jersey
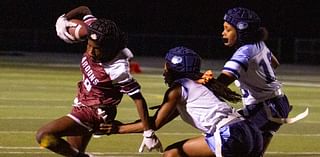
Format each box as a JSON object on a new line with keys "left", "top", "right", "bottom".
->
{"left": 222, "top": 41, "right": 282, "bottom": 105}
{"left": 175, "top": 78, "right": 234, "bottom": 134}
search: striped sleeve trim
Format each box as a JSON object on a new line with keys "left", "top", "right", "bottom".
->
{"left": 230, "top": 59, "right": 248, "bottom": 71}
{"left": 83, "top": 15, "right": 97, "bottom": 26}
{"left": 118, "top": 79, "right": 141, "bottom": 95}
{"left": 222, "top": 67, "right": 240, "bottom": 79}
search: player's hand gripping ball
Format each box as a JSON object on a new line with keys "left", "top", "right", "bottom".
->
{"left": 67, "top": 19, "right": 88, "bottom": 42}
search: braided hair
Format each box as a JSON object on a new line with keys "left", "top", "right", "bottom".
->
{"left": 88, "top": 18, "right": 127, "bottom": 61}
{"left": 204, "top": 78, "right": 241, "bottom": 103}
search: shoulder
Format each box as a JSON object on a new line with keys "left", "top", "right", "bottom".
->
{"left": 174, "top": 78, "right": 191, "bottom": 85}
{"left": 231, "top": 43, "right": 265, "bottom": 64}
{"left": 234, "top": 44, "right": 255, "bottom": 58}
{"left": 121, "top": 48, "right": 134, "bottom": 59}
{"left": 164, "top": 84, "right": 182, "bottom": 102}
{"left": 236, "top": 42, "right": 268, "bottom": 57}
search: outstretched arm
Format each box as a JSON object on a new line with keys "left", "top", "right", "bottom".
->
{"left": 112, "top": 85, "right": 181, "bottom": 153}
{"left": 101, "top": 85, "right": 181, "bottom": 134}
{"left": 129, "top": 92, "right": 152, "bottom": 132}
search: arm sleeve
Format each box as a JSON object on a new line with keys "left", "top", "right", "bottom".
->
{"left": 118, "top": 79, "right": 141, "bottom": 96}
{"left": 83, "top": 14, "right": 97, "bottom": 26}
{"left": 222, "top": 46, "right": 251, "bottom": 79}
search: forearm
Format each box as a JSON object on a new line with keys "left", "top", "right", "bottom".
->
{"left": 217, "top": 72, "right": 236, "bottom": 86}
{"left": 65, "top": 6, "right": 92, "bottom": 20}
{"left": 134, "top": 98, "right": 151, "bottom": 131}
{"left": 118, "top": 121, "right": 144, "bottom": 134}
{"left": 130, "top": 93, "right": 151, "bottom": 131}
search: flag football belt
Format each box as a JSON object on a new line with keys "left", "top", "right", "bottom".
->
{"left": 264, "top": 89, "right": 309, "bottom": 124}
{"left": 242, "top": 88, "right": 309, "bottom": 124}
{"left": 264, "top": 103, "right": 309, "bottom": 124}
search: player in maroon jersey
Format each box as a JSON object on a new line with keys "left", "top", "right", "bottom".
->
{"left": 36, "top": 6, "right": 162, "bottom": 157}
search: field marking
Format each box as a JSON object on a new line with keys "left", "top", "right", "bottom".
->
{"left": 0, "top": 147, "right": 160, "bottom": 156}
{"left": 0, "top": 148, "right": 320, "bottom": 157}
{"left": 0, "top": 105, "right": 144, "bottom": 110}
{"left": 0, "top": 146, "right": 40, "bottom": 149}
{"left": 0, "top": 97, "right": 71, "bottom": 101}
{"left": 0, "top": 131, "right": 320, "bottom": 137}
{"left": 266, "top": 151, "right": 320, "bottom": 155}
{"left": 284, "top": 81, "right": 320, "bottom": 88}
{"left": 0, "top": 116, "right": 318, "bottom": 124}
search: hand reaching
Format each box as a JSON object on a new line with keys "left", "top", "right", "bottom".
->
{"left": 139, "top": 129, "right": 163, "bottom": 153}
{"left": 98, "top": 120, "right": 123, "bottom": 135}
{"left": 196, "top": 70, "right": 214, "bottom": 84}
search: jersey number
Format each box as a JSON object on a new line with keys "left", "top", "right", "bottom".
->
{"left": 258, "top": 51, "right": 275, "bottom": 84}
{"left": 84, "top": 78, "right": 92, "bottom": 91}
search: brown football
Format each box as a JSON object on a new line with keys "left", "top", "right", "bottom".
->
{"left": 67, "top": 19, "right": 88, "bottom": 41}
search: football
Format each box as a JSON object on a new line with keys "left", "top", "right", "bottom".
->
{"left": 67, "top": 19, "right": 88, "bottom": 41}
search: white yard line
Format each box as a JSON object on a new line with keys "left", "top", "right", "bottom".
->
{"left": 284, "top": 81, "right": 320, "bottom": 88}
{"left": 0, "top": 150, "right": 319, "bottom": 156}
{"left": 266, "top": 151, "right": 320, "bottom": 155}
{"left": 0, "top": 131, "right": 320, "bottom": 137}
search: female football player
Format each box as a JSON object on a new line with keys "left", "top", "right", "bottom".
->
{"left": 100, "top": 46, "right": 263, "bottom": 157}
{"left": 216, "top": 7, "right": 292, "bottom": 154}
{"left": 35, "top": 6, "right": 162, "bottom": 157}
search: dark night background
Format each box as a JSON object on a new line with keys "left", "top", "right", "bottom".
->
{"left": 1, "top": 0, "right": 319, "bottom": 63}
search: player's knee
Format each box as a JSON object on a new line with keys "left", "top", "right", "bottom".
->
{"left": 35, "top": 130, "right": 57, "bottom": 148}
{"left": 35, "top": 129, "right": 44, "bottom": 144}
{"left": 163, "top": 146, "right": 188, "bottom": 157}
{"left": 162, "top": 150, "right": 178, "bottom": 157}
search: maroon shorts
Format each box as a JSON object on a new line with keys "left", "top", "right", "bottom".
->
{"left": 68, "top": 105, "right": 117, "bottom": 132}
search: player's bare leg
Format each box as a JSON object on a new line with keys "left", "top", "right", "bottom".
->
{"left": 67, "top": 134, "right": 92, "bottom": 153}
{"left": 36, "top": 116, "right": 91, "bottom": 156}
{"left": 163, "top": 136, "right": 215, "bottom": 157}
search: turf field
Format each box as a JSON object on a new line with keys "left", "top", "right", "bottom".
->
{"left": 0, "top": 52, "right": 320, "bottom": 157}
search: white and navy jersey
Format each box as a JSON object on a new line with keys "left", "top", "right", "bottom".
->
{"left": 222, "top": 41, "right": 282, "bottom": 105}
{"left": 174, "top": 78, "right": 233, "bottom": 134}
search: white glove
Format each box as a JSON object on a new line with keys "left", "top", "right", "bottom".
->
{"left": 139, "top": 129, "right": 163, "bottom": 153}
{"left": 55, "top": 14, "right": 77, "bottom": 44}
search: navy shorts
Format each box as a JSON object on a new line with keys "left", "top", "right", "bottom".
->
{"left": 239, "top": 95, "right": 292, "bottom": 133}
{"left": 222, "top": 120, "right": 263, "bottom": 157}
{"left": 205, "top": 120, "right": 262, "bottom": 157}
{"left": 206, "top": 120, "right": 263, "bottom": 157}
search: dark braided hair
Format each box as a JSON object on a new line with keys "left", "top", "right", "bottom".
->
{"left": 204, "top": 78, "right": 242, "bottom": 103}
{"left": 167, "top": 70, "right": 242, "bottom": 103}
{"left": 88, "top": 18, "right": 127, "bottom": 61}
{"left": 165, "top": 46, "right": 242, "bottom": 103}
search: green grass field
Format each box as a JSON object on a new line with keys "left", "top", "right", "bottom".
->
{"left": 0, "top": 56, "right": 319, "bottom": 157}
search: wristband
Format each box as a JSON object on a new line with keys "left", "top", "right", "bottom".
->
{"left": 143, "top": 129, "right": 154, "bottom": 138}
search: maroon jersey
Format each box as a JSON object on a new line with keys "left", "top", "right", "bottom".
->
{"left": 75, "top": 51, "right": 140, "bottom": 107}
